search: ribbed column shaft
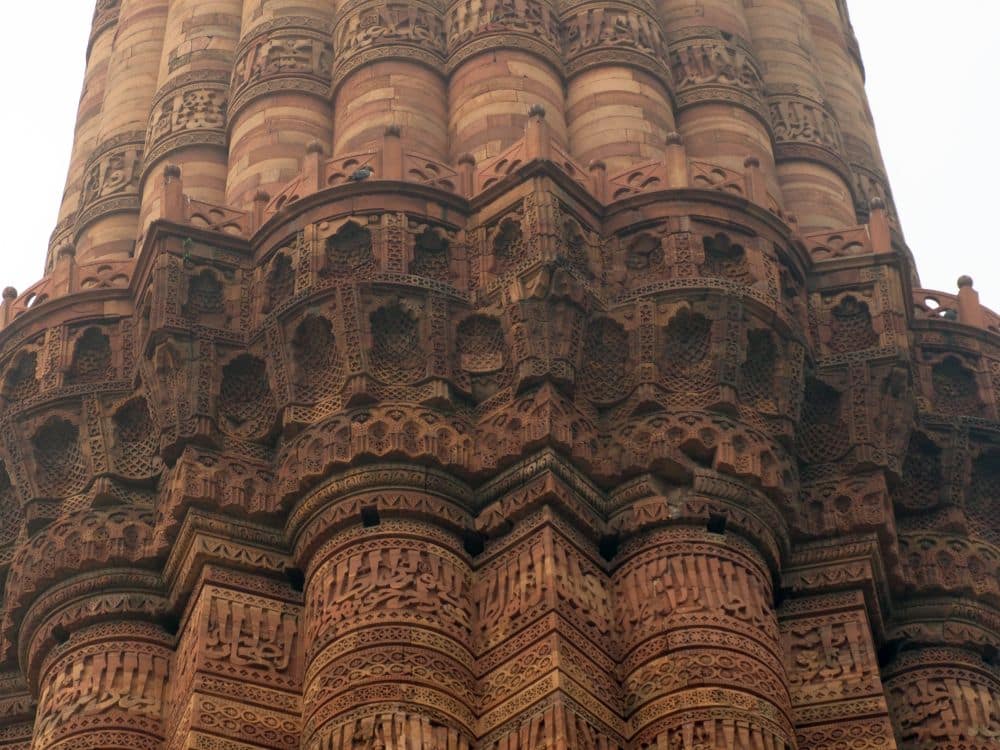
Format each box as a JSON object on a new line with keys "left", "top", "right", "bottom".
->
{"left": 660, "top": 0, "right": 781, "bottom": 199}
{"left": 562, "top": 0, "right": 677, "bottom": 175}
{"left": 884, "top": 647, "right": 1000, "bottom": 749}
{"left": 31, "top": 622, "right": 170, "bottom": 750}
{"left": 49, "top": 1, "right": 120, "bottom": 270}
{"left": 225, "top": 0, "right": 334, "bottom": 209}
{"left": 614, "top": 527, "right": 795, "bottom": 749}
{"left": 744, "top": 0, "right": 855, "bottom": 230}
{"left": 446, "top": 0, "right": 566, "bottom": 162}
{"left": 300, "top": 520, "right": 475, "bottom": 749}
{"left": 801, "top": 0, "right": 894, "bottom": 223}
{"left": 332, "top": 0, "right": 448, "bottom": 162}
{"left": 139, "top": 0, "right": 243, "bottom": 228}
{"left": 75, "top": 0, "right": 170, "bottom": 264}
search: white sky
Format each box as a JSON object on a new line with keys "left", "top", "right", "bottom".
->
{"left": 1, "top": 2, "right": 998, "bottom": 309}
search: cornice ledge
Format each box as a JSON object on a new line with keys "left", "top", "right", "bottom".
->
{"left": 782, "top": 532, "right": 892, "bottom": 642}
{"left": 163, "top": 508, "right": 288, "bottom": 614}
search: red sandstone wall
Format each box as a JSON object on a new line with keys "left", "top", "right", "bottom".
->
{"left": 0, "top": 2, "right": 998, "bottom": 750}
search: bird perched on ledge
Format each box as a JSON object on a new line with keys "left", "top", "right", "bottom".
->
{"left": 350, "top": 165, "right": 375, "bottom": 182}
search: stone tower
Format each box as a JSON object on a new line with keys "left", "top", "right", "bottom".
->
{"left": 0, "top": 0, "right": 998, "bottom": 748}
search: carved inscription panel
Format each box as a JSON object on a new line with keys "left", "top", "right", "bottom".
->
{"left": 305, "top": 526, "right": 473, "bottom": 647}
{"left": 473, "top": 521, "right": 612, "bottom": 653}
{"left": 886, "top": 649, "right": 1000, "bottom": 747}
{"left": 203, "top": 589, "right": 300, "bottom": 679}
{"left": 782, "top": 611, "right": 881, "bottom": 705}
{"left": 35, "top": 639, "right": 169, "bottom": 746}
{"left": 614, "top": 530, "right": 777, "bottom": 651}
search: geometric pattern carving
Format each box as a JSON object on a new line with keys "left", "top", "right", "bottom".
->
{"left": 112, "top": 397, "right": 159, "bottom": 478}
{"left": 740, "top": 329, "right": 777, "bottom": 407}
{"left": 218, "top": 355, "right": 275, "bottom": 438}
{"left": 968, "top": 452, "right": 1000, "bottom": 545}
{"left": 829, "top": 295, "right": 878, "bottom": 353}
{"left": 410, "top": 226, "right": 451, "bottom": 281}
{"left": 265, "top": 252, "right": 295, "bottom": 312}
{"left": 187, "top": 269, "right": 225, "bottom": 316}
{"left": 369, "top": 303, "right": 424, "bottom": 384}
{"left": 659, "top": 308, "right": 714, "bottom": 392}
{"left": 325, "top": 220, "right": 374, "bottom": 278}
{"left": 456, "top": 314, "right": 508, "bottom": 401}
{"left": 561, "top": 216, "right": 590, "bottom": 275}
{"left": 796, "top": 378, "right": 850, "bottom": 464}
{"left": 0, "top": 461, "right": 19, "bottom": 547}
{"left": 491, "top": 216, "right": 525, "bottom": 274}
{"left": 68, "top": 327, "right": 112, "bottom": 384}
{"left": 931, "top": 356, "right": 981, "bottom": 416}
{"left": 31, "top": 416, "right": 88, "bottom": 497}
{"left": 579, "top": 317, "right": 631, "bottom": 403}
{"left": 292, "top": 315, "right": 342, "bottom": 402}
{"left": 625, "top": 233, "right": 663, "bottom": 271}
{"left": 894, "top": 432, "right": 943, "bottom": 513}
{"left": 702, "top": 232, "right": 751, "bottom": 283}
{"left": 2, "top": 350, "right": 38, "bottom": 402}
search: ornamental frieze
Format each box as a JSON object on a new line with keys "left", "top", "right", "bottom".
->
{"left": 145, "top": 74, "right": 230, "bottom": 168}
{"left": 561, "top": 1, "right": 672, "bottom": 80}
{"left": 336, "top": 0, "right": 446, "bottom": 59}
{"left": 76, "top": 133, "right": 145, "bottom": 229}
{"left": 90, "top": 0, "right": 120, "bottom": 41}
{"left": 445, "top": 0, "right": 562, "bottom": 66}
{"left": 230, "top": 20, "right": 334, "bottom": 114}
{"left": 768, "top": 95, "right": 845, "bottom": 154}
{"left": 885, "top": 648, "right": 1000, "bottom": 747}
{"left": 668, "top": 30, "right": 766, "bottom": 116}
{"left": 4, "top": 2, "right": 1000, "bottom": 745}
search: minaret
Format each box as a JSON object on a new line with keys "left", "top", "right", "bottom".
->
{"left": 1, "top": 2, "right": 998, "bottom": 749}
{"left": 46, "top": 1, "right": 121, "bottom": 271}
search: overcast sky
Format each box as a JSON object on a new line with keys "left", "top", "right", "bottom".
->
{"left": 1, "top": 3, "right": 997, "bottom": 310}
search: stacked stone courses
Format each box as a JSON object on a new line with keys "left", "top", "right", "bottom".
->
{"left": 0, "top": 0, "right": 998, "bottom": 748}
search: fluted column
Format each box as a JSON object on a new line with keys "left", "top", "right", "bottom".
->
{"left": 162, "top": 570, "right": 302, "bottom": 750}
{"left": 31, "top": 621, "right": 170, "bottom": 750}
{"left": 332, "top": 0, "right": 448, "bottom": 162}
{"left": 884, "top": 647, "right": 1000, "bottom": 749}
{"left": 801, "top": 0, "right": 895, "bottom": 224}
{"left": 139, "top": 0, "right": 243, "bottom": 228}
{"left": 660, "top": 0, "right": 781, "bottom": 198}
{"left": 745, "top": 0, "right": 855, "bottom": 230}
{"left": 225, "top": 0, "right": 334, "bottom": 210}
{"left": 614, "top": 526, "right": 795, "bottom": 748}
{"left": 299, "top": 519, "right": 475, "bottom": 749}
{"left": 48, "top": 0, "right": 121, "bottom": 271}
{"left": 74, "top": 0, "right": 169, "bottom": 264}
{"left": 562, "top": 0, "right": 677, "bottom": 175}
{"left": 474, "top": 506, "right": 622, "bottom": 748}
{"left": 446, "top": 0, "right": 566, "bottom": 162}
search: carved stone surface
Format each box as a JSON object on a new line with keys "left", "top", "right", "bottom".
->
{"left": 1, "top": 2, "right": 998, "bottom": 748}
{"left": 884, "top": 648, "right": 1000, "bottom": 749}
